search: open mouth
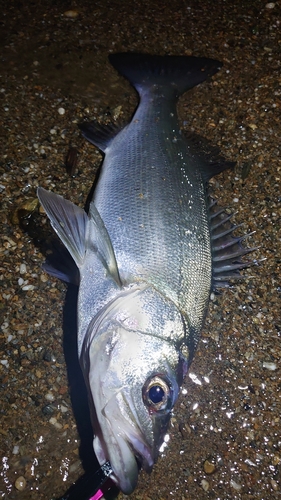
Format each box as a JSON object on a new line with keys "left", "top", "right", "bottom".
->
{"left": 94, "top": 423, "right": 155, "bottom": 495}
{"left": 126, "top": 430, "right": 154, "bottom": 473}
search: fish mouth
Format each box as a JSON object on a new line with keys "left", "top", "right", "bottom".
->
{"left": 124, "top": 428, "right": 155, "bottom": 473}
{"left": 94, "top": 422, "right": 155, "bottom": 495}
{"left": 93, "top": 393, "right": 156, "bottom": 495}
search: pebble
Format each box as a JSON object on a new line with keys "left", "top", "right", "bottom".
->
{"left": 49, "top": 417, "right": 63, "bottom": 430}
{"left": 60, "top": 405, "right": 68, "bottom": 413}
{"left": 58, "top": 107, "right": 65, "bottom": 115}
{"left": 270, "top": 478, "right": 278, "bottom": 491}
{"left": 22, "top": 284, "right": 35, "bottom": 291}
{"left": 15, "top": 476, "right": 27, "bottom": 491}
{"left": 45, "top": 392, "right": 55, "bottom": 402}
{"left": 63, "top": 10, "right": 79, "bottom": 18}
{"left": 43, "top": 350, "right": 56, "bottom": 362}
{"left": 42, "top": 404, "right": 55, "bottom": 416}
{"left": 69, "top": 459, "right": 82, "bottom": 474}
{"left": 20, "top": 263, "right": 27, "bottom": 274}
{"left": 203, "top": 457, "right": 217, "bottom": 474}
{"left": 201, "top": 479, "right": 209, "bottom": 491}
{"left": 230, "top": 479, "right": 242, "bottom": 491}
{"left": 265, "top": 2, "right": 275, "bottom": 8}
{"left": 262, "top": 361, "right": 277, "bottom": 371}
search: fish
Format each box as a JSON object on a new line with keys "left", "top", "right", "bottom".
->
{"left": 37, "top": 53, "right": 254, "bottom": 495}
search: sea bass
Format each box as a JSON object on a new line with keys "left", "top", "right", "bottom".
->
{"left": 37, "top": 53, "right": 252, "bottom": 494}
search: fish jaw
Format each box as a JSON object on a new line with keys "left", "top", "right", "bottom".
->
{"left": 81, "top": 285, "right": 188, "bottom": 494}
{"left": 92, "top": 390, "right": 155, "bottom": 494}
{"left": 88, "top": 333, "right": 183, "bottom": 494}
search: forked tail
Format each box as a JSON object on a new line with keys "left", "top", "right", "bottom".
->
{"left": 109, "top": 52, "right": 222, "bottom": 98}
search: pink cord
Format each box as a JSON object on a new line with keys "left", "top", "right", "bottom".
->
{"left": 89, "top": 489, "right": 104, "bottom": 500}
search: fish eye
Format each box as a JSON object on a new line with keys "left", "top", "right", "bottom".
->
{"left": 142, "top": 375, "right": 173, "bottom": 412}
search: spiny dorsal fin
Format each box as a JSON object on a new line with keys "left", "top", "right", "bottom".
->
{"left": 79, "top": 121, "right": 121, "bottom": 153}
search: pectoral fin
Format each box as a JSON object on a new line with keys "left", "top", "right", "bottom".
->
{"left": 37, "top": 187, "right": 121, "bottom": 287}
{"left": 37, "top": 187, "right": 87, "bottom": 267}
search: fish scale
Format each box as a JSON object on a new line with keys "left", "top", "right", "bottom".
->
{"left": 37, "top": 52, "right": 254, "bottom": 495}
{"left": 93, "top": 91, "right": 212, "bottom": 349}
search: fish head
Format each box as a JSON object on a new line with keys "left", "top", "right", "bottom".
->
{"left": 81, "top": 284, "right": 188, "bottom": 494}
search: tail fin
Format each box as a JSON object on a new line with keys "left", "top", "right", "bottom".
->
{"left": 109, "top": 52, "right": 222, "bottom": 98}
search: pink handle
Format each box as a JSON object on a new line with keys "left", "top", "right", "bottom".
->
{"left": 89, "top": 489, "right": 104, "bottom": 500}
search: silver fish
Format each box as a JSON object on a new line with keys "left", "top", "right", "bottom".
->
{"left": 37, "top": 53, "right": 253, "bottom": 494}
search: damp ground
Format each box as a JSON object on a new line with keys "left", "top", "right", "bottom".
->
{"left": 0, "top": 1, "right": 280, "bottom": 499}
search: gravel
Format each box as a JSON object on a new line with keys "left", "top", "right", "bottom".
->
{"left": 0, "top": 0, "right": 280, "bottom": 499}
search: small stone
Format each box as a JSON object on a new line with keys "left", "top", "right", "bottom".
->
{"left": 230, "top": 479, "right": 242, "bottom": 491}
{"left": 20, "top": 263, "right": 27, "bottom": 274}
{"left": 203, "top": 457, "right": 217, "bottom": 474}
{"left": 42, "top": 404, "right": 55, "bottom": 416}
{"left": 265, "top": 2, "right": 275, "bottom": 8}
{"left": 58, "top": 107, "right": 65, "bottom": 115}
{"left": 59, "top": 385, "right": 68, "bottom": 395}
{"left": 272, "top": 455, "right": 281, "bottom": 466}
{"left": 270, "top": 478, "right": 278, "bottom": 491}
{"left": 201, "top": 479, "right": 209, "bottom": 491}
{"left": 49, "top": 417, "right": 63, "bottom": 430}
{"left": 43, "top": 350, "right": 56, "bottom": 362}
{"left": 22, "top": 284, "right": 35, "bottom": 291}
{"left": 63, "top": 10, "right": 79, "bottom": 18}
{"left": 60, "top": 405, "right": 68, "bottom": 413}
{"left": 11, "top": 197, "right": 39, "bottom": 225}
{"left": 262, "top": 361, "right": 277, "bottom": 371}
{"left": 45, "top": 392, "right": 55, "bottom": 402}
{"left": 179, "top": 421, "right": 191, "bottom": 439}
{"left": 69, "top": 459, "right": 82, "bottom": 474}
{"left": 248, "top": 123, "right": 257, "bottom": 130}
{"left": 15, "top": 476, "right": 27, "bottom": 491}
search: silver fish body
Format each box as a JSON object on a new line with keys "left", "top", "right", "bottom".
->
{"left": 38, "top": 53, "right": 252, "bottom": 494}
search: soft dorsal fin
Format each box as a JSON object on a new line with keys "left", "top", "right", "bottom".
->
{"left": 184, "top": 131, "right": 236, "bottom": 182}
{"left": 79, "top": 121, "right": 121, "bottom": 153}
{"left": 37, "top": 187, "right": 88, "bottom": 268}
{"left": 88, "top": 201, "right": 122, "bottom": 287}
